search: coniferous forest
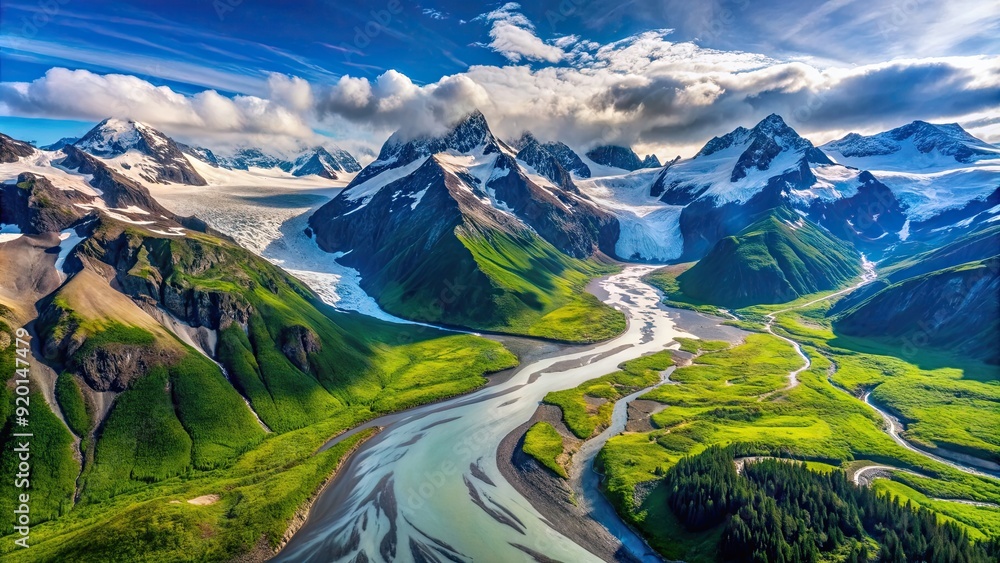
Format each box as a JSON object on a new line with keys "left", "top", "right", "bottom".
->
{"left": 664, "top": 447, "right": 1000, "bottom": 563}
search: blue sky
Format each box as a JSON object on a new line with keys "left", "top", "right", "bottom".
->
{"left": 1, "top": 0, "right": 998, "bottom": 155}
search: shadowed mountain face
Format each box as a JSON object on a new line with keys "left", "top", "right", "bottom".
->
{"left": 586, "top": 145, "right": 645, "bottom": 171}
{"left": 0, "top": 133, "right": 36, "bottom": 163}
{"left": 835, "top": 256, "right": 1000, "bottom": 364}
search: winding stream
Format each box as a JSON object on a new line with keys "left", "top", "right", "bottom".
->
{"left": 862, "top": 392, "right": 1000, "bottom": 479}
{"left": 762, "top": 258, "right": 1000, "bottom": 481}
{"left": 567, "top": 367, "right": 680, "bottom": 563}
{"left": 274, "top": 266, "right": 697, "bottom": 563}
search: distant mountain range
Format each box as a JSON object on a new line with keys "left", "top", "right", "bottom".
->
{"left": 48, "top": 118, "right": 363, "bottom": 186}
{"left": 4, "top": 111, "right": 998, "bottom": 339}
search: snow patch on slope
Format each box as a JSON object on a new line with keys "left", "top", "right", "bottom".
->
{"left": 0, "top": 150, "right": 101, "bottom": 196}
{"left": 0, "top": 224, "right": 24, "bottom": 244}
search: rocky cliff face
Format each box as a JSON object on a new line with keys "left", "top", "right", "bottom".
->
{"left": 289, "top": 146, "right": 362, "bottom": 179}
{"left": 0, "top": 172, "right": 95, "bottom": 234}
{"left": 60, "top": 145, "right": 177, "bottom": 216}
{"left": 807, "top": 171, "right": 907, "bottom": 253}
{"left": 313, "top": 111, "right": 618, "bottom": 261}
{"left": 586, "top": 145, "right": 644, "bottom": 171}
{"left": 0, "top": 133, "right": 35, "bottom": 163}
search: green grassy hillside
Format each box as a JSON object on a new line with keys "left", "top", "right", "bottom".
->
{"left": 374, "top": 220, "right": 625, "bottom": 343}
{"left": 1, "top": 215, "right": 518, "bottom": 558}
{"left": 676, "top": 207, "right": 861, "bottom": 308}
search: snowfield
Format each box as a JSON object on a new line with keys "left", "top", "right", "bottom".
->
{"left": 146, "top": 182, "right": 417, "bottom": 324}
{"left": 576, "top": 168, "right": 684, "bottom": 261}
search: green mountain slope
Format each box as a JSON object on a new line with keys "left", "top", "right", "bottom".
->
{"left": 312, "top": 155, "right": 625, "bottom": 342}
{"left": 676, "top": 208, "right": 861, "bottom": 308}
{"left": 0, "top": 155, "right": 518, "bottom": 558}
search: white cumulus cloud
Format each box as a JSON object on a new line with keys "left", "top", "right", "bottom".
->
{"left": 481, "top": 3, "right": 565, "bottom": 63}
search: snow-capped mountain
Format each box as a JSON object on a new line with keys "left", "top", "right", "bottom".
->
{"left": 216, "top": 147, "right": 289, "bottom": 171}
{"left": 1, "top": 131, "right": 198, "bottom": 243}
{"left": 179, "top": 144, "right": 222, "bottom": 167}
{"left": 824, "top": 121, "right": 1000, "bottom": 165}
{"left": 510, "top": 132, "right": 579, "bottom": 190}
{"left": 641, "top": 154, "right": 662, "bottom": 168}
{"left": 512, "top": 133, "right": 591, "bottom": 181}
{"left": 313, "top": 110, "right": 617, "bottom": 260}
{"left": 289, "top": 146, "right": 362, "bottom": 179}
{"left": 820, "top": 121, "right": 1000, "bottom": 223}
{"left": 211, "top": 145, "right": 361, "bottom": 180}
{"left": 41, "top": 137, "right": 79, "bottom": 151}
{"left": 308, "top": 110, "right": 619, "bottom": 327}
{"left": 651, "top": 113, "right": 834, "bottom": 205}
{"left": 74, "top": 118, "right": 207, "bottom": 185}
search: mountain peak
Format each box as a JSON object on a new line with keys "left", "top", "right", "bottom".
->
{"left": 755, "top": 113, "right": 788, "bottom": 130}
{"left": 74, "top": 117, "right": 206, "bottom": 185}
{"left": 76, "top": 117, "right": 174, "bottom": 158}
{"left": 586, "top": 145, "right": 644, "bottom": 171}
{"left": 824, "top": 119, "right": 999, "bottom": 163}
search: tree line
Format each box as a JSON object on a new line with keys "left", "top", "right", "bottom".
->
{"left": 663, "top": 446, "right": 1000, "bottom": 562}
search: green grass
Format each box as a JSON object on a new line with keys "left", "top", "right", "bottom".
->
{"left": 82, "top": 368, "right": 194, "bottom": 501}
{"left": 594, "top": 330, "right": 1000, "bottom": 559}
{"left": 676, "top": 207, "right": 861, "bottom": 308}
{"left": 771, "top": 299, "right": 1000, "bottom": 464}
{"left": 834, "top": 256, "right": 1000, "bottom": 364}
{"left": 459, "top": 228, "right": 626, "bottom": 342}
{"left": 0, "top": 395, "right": 78, "bottom": 535}
{"left": 642, "top": 263, "right": 727, "bottom": 316}
{"left": 55, "top": 372, "right": 91, "bottom": 438}
{"left": 872, "top": 480, "right": 1000, "bottom": 541}
{"left": 0, "top": 217, "right": 524, "bottom": 560}
{"left": 545, "top": 350, "right": 675, "bottom": 439}
{"left": 1, "top": 409, "right": 378, "bottom": 561}
{"left": 0, "top": 316, "right": 79, "bottom": 536}
{"left": 367, "top": 219, "right": 625, "bottom": 344}
{"left": 523, "top": 422, "right": 568, "bottom": 478}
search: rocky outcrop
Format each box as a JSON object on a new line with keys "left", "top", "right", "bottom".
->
{"left": 281, "top": 325, "right": 322, "bottom": 372}
{"left": 487, "top": 152, "right": 618, "bottom": 258}
{"left": 0, "top": 133, "right": 35, "bottom": 163}
{"left": 61, "top": 145, "right": 177, "bottom": 216}
{"left": 808, "top": 171, "right": 907, "bottom": 253}
{"left": 513, "top": 133, "right": 578, "bottom": 191}
{"left": 0, "top": 172, "right": 95, "bottom": 233}
{"left": 585, "top": 145, "right": 644, "bottom": 171}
